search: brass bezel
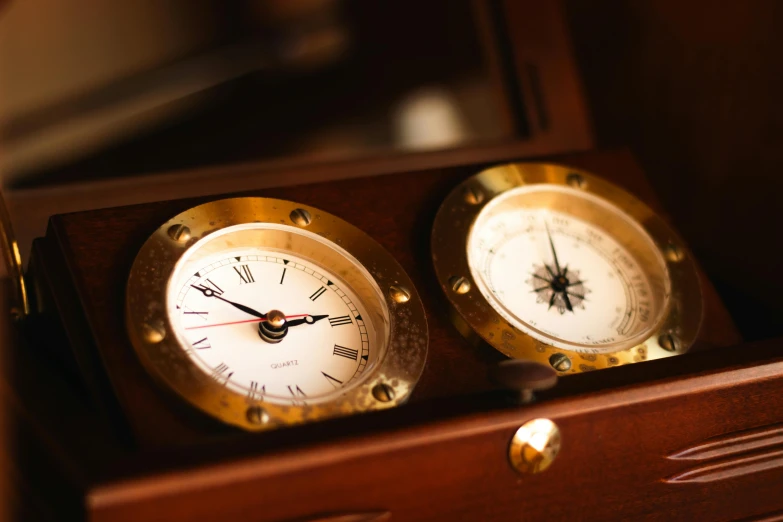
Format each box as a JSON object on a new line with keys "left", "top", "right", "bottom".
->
{"left": 127, "top": 197, "right": 428, "bottom": 431}
{"left": 0, "top": 191, "right": 29, "bottom": 319}
{"left": 431, "top": 163, "right": 703, "bottom": 374}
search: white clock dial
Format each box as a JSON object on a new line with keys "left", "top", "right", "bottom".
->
{"left": 167, "top": 247, "right": 379, "bottom": 406}
{"left": 128, "top": 197, "right": 427, "bottom": 431}
{"left": 468, "top": 185, "right": 670, "bottom": 354}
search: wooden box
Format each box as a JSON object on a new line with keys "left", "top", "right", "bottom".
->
{"left": 8, "top": 149, "right": 782, "bottom": 522}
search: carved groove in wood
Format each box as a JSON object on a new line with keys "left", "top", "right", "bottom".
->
{"left": 666, "top": 423, "right": 783, "bottom": 484}
{"left": 735, "top": 509, "right": 783, "bottom": 522}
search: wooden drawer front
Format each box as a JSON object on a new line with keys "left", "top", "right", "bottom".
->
{"left": 89, "top": 346, "right": 783, "bottom": 522}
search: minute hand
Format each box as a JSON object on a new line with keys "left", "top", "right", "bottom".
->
{"left": 545, "top": 221, "right": 563, "bottom": 275}
{"left": 190, "top": 284, "right": 267, "bottom": 319}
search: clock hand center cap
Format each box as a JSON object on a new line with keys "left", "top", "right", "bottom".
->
{"left": 266, "top": 309, "right": 287, "bottom": 330}
{"left": 551, "top": 276, "right": 569, "bottom": 292}
{"left": 258, "top": 309, "right": 288, "bottom": 344}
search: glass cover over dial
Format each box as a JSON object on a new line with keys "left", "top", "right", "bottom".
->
{"left": 128, "top": 197, "right": 427, "bottom": 431}
{"left": 166, "top": 223, "right": 387, "bottom": 406}
{"left": 468, "top": 184, "right": 671, "bottom": 354}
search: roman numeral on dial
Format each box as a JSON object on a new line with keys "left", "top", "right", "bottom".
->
{"left": 329, "top": 315, "right": 352, "bottom": 327}
{"left": 248, "top": 381, "right": 266, "bottom": 399}
{"left": 333, "top": 345, "right": 358, "bottom": 360}
{"left": 211, "top": 362, "right": 233, "bottom": 383}
{"left": 287, "top": 385, "right": 306, "bottom": 398}
{"left": 322, "top": 372, "right": 343, "bottom": 387}
{"left": 195, "top": 278, "right": 224, "bottom": 296}
{"left": 234, "top": 264, "right": 254, "bottom": 284}
{"left": 309, "top": 287, "right": 327, "bottom": 301}
{"left": 184, "top": 306, "right": 208, "bottom": 320}
{"left": 192, "top": 337, "right": 211, "bottom": 349}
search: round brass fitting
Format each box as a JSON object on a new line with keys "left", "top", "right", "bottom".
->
{"left": 509, "top": 418, "right": 561, "bottom": 474}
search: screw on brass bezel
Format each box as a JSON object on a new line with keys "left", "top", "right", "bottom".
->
{"left": 389, "top": 285, "right": 411, "bottom": 303}
{"left": 289, "top": 208, "right": 312, "bottom": 227}
{"left": 167, "top": 224, "right": 191, "bottom": 243}
{"left": 449, "top": 276, "right": 471, "bottom": 295}
{"left": 127, "top": 197, "right": 428, "bottom": 431}
{"left": 431, "top": 163, "right": 703, "bottom": 374}
{"left": 372, "top": 383, "right": 396, "bottom": 402}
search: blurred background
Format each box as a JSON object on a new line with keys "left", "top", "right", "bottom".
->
{"left": 0, "top": 0, "right": 511, "bottom": 183}
{"left": 0, "top": 0, "right": 781, "bottom": 340}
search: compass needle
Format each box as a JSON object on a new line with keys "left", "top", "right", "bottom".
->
{"left": 545, "top": 221, "right": 563, "bottom": 275}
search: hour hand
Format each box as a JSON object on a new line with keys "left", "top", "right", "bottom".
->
{"left": 190, "top": 284, "right": 266, "bottom": 319}
{"left": 286, "top": 314, "right": 329, "bottom": 327}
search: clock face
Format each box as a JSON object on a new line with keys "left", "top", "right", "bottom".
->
{"left": 169, "top": 250, "right": 376, "bottom": 405}
{"left": 127, "top": 198, "right": 428, "bottom": 430}
{"left": 467, "top": 185, "right": 671, "bottom": 354}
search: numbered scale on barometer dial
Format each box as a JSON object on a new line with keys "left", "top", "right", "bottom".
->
{"left": 432, "top": 163, "right": 702, "bottom": 373}
{"left": 127, "top": 198, "right": 427, "bottom": 431}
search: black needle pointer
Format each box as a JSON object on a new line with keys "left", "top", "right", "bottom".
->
{"left": 190, "top": 284, "right": 267, "bottom": 319}
{"left": 545, "top": 221, "right": 562, "bottom": 275}
{"left": 285, "top": 314, "right": 329, "bottom": 327}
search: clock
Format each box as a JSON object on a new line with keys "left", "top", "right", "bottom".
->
{"left": 126, "top": 197, "right": 428, "bottom": 431}
{"left": 431, "top": 163, "right": 702, "bottom": 373}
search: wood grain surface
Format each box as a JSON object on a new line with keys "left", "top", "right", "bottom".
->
{"left": 82, "top": 338, "right": 783, "bottom": 522}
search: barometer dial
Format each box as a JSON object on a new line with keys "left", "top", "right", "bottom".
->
{"left": 127, "top": 198, "right": 427, "bottom": 431}
{"left": 432, "top": 163, "right": 702, "bottom": 373}
{"left": 468, "top": 187, "right": 669, "bottom": 354}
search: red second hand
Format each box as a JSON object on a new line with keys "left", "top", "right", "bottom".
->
{"left": 185, "top": 314, "right": 310, "bottom": 330}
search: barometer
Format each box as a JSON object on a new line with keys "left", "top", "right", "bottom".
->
{"left": 432, "top": 163, "right": 702, "bottom": 373}
{"left": 126, "top": 197, "right": 428, "bottom": 431}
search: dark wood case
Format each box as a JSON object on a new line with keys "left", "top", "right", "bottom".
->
{"left": 9, "top": 149, "right": 781, "bottom": 522}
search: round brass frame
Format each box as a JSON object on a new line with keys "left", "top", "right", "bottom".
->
{"left": 0, "top": 191, "right": 29, "bottom": 319}
{"left": 431, "top": 163, "right": 703, "bottom": 375}
{"left": 127, "top": 197, "right": 428, "bottom": 431}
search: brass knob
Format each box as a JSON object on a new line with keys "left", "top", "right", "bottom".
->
{"left": 490, "top": 360, "right": 558, "bottom": 404}
{"left": 509, "top": 418, "right": 561, "bottom": 474}
{"left": 258, "top": 310, "right": 288, "bottom": 343}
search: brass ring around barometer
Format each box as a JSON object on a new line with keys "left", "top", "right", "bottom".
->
{"left": 431, "top": 163, "right": 703, "bottom": 374}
